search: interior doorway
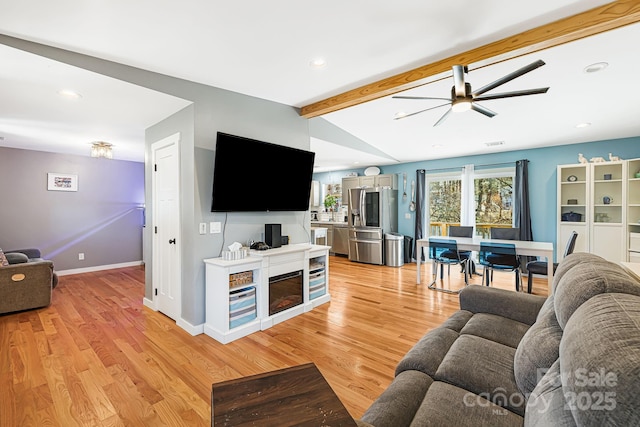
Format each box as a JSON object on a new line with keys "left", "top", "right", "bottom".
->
{"left": 151, "top": 133, "right": 181, "bottom": 321}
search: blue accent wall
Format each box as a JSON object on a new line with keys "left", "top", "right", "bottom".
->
{"left": 314, "top": 136, "right": 640, "bottom": 258}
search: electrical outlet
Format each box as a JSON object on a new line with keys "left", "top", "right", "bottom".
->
{"left": 405, "top": 213, "right": 411, "bottom": 219}
{"left": 78, "top": 253, "right": 85, "bottom": 260}
{"left": 199, "top": 223, "right": 207, "bottom": 234}
{"left": 210, "top": 221, "right": 222, "bottom": 234}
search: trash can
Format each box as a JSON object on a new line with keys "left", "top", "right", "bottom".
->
{"left": 385, "top": 232, "right": 404, "bottom": 267}
{"left": 403, "top": 235, "right": 414, "bottom": 263}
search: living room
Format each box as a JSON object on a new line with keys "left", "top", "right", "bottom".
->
{"left": 2, "top": 2, "right": 640, "bottom": 426}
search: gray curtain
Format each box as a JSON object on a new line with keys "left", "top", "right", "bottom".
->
{"left": 414, "top": 170, "right": 426, "bottom": 261}
{"left": 514, "top": 159, "right": 535, "bottom": 268}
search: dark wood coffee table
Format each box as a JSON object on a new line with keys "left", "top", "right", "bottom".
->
{"left": 211, "top": 362, "right": 357, "bottom": 426}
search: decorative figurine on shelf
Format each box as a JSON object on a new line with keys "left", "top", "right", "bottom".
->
{"left": 590, "top": 156, "right": 606, "bottom": 163}
{"left": 609, "top": 153, "right": 621, "bottom": 161}
{"left": 578, "top": 153, "right": 588, "bottom": 164}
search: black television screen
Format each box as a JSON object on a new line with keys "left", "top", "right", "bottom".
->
{"left": 211, "top": 132, "right": 315, "bottom": 212}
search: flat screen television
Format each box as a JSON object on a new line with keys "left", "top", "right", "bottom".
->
{"left": 211, "top": 132, "right": 315, "bottom": 212}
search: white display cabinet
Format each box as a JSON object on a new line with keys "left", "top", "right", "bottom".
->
{"left": 557, "top": 164, "right": 589, "bottom": 259}
{"left": 557, "top": 160, "right": 628, "bottom": 263}
{"left": 627, "top": 158, "right": 640, "bottom": 262}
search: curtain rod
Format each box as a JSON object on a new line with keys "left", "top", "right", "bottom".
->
{"left": 420, "top": 160, "right": 521, "bottom": 174}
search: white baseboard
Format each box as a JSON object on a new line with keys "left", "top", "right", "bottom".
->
{"left": 143, "top": 297, "right": 157, "bottom": 310}
{"left": 177, "top": 318, "right": 204, "bottom": 336}
{"left": 56, "top": 261, "right": 143, "bottom": 276}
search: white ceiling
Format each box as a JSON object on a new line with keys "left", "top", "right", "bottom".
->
{"left": 1, "top": 0, "right": 638, "bottom": 170}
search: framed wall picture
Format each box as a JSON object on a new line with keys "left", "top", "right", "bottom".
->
{"left": 47, "top": 173, "right": 78, "bottom": 192}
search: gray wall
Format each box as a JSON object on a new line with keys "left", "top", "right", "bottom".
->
{"left": 0, "top": 146, "right": 144, "bottom": 270}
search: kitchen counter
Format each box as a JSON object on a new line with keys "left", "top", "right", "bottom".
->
{"left": 311, "top": 221, "right": 348, "bottom": 227}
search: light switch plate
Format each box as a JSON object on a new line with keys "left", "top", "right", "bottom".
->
{"left": 405, "top": 213, "right": 411, "bottom": 219}
{"left": 199, "top": 223, "right": 207, "bottom": 234}
{"left": 210, "top": 222, "right": 222, "bottom": 234}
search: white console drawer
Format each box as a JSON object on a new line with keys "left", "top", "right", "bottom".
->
{"left": 630, "top": 233, "right": 640, "bottom": 252}
{"left": 269, "top": 251, "right": 305, "bottom": 266}
{"left": 629, "top": 252, "right": 640, "bottom": 264}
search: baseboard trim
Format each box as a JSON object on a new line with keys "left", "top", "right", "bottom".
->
{"left": 177, "top": 318, "right": 204, "bottom": 336}
{"left": 56, "top": 261, "right": 144, "bottom": 276}
{"left": 143, "top": 297, "right": 156, "bottom": 310}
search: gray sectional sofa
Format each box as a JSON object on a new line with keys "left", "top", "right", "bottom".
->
{"left": 0, "top": 248, "right": 56, "bottom": 314}
{"left": 359, "top": 252, "right": 640, "bottom": 426}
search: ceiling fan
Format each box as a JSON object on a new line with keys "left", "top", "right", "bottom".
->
{"left": 393, "top": 59, "right": 549, "bottom": 126}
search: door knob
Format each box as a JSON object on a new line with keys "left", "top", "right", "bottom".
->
{"left": 169, "top": 238, "right": 176, "bottom": 244}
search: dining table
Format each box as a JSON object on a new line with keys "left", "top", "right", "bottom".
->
{"left": 416, "top": 236, "right": 555, "bottom": 294}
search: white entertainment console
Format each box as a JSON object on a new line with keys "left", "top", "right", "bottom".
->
{"left": 203, "top": 243, "right": 331, "bottom": 344}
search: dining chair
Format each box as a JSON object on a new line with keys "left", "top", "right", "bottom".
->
{"left": 525, "top": 231, "right": 578, "bottom": 293}
{"left": 441, "top": 226, "right": 474, "bottom": 274}
{"left": 427, "top": 238, "right": 469, "bottom": 294}
{"left": 490, "top": 227, "right": 520, "bottom": 240}
{"left": 478, "top": 241, "right": 521, "bottom": 291}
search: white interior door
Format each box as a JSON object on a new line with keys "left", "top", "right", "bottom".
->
{"left": 152, "top": 133, "right": 181, "bottom": 320}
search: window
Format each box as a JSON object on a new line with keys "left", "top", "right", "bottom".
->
{"left": 426, "top": 165, "right": 514, "bottom": 237}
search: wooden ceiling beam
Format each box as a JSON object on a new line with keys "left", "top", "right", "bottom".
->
{"left": 300, "top": 0, "right": 640, "bottom": 118}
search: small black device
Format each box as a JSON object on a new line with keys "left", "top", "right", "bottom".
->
{"left": 281, "top": 235, "right": 289, "bottom": 245}
{"left": 250, "top": 241, "right": 270, "bottom": 251}
{"left": 265, "top": 224, "right": 282, "bottom": 249}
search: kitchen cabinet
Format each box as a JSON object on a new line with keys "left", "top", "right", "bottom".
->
{"left": 342, "top": 173, "right": 398, "bottom": 205}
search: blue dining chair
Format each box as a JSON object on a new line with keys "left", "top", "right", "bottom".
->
{"left": 478, "top": 241, "right": 521, "bottom": 291}
{"left": 427, "top": 238, "right": 469, "bottom": 293}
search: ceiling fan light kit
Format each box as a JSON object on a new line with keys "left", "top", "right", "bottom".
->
{"left": 393, "top": 59, "right": 549, "bottom": 126}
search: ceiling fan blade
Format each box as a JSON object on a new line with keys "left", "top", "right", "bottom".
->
{"left": 470, "top": 103, "right": 497, "bottom": 118}
{"left": 433, "top": 107, "right": 453, "bottom": 126}
{"left": 452, "top": 65, "right": 467, "bottom": 97}
{"left": 394, "top": 102, "right": 451, "bottom": 120}
{"left": 473, "top": 87, "right": 549, "bottom": 101}
{"left": 471, "top": 59, "right": 546, "bottom": 96}
{"left": 392, "top": 95, "right": 452, "bottom": 101}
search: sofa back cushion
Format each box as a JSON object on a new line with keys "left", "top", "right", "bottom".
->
{"left": 553, "top": 255, "right": 640, "bottom": 329}
{"left": 561, "top": 293, "right": 640, "bottom": 425}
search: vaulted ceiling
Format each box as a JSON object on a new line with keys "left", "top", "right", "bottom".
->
{"left": 1, "top": 1, "right": 639, "bottom": 170}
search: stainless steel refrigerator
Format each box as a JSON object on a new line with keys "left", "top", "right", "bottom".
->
{"left": 348, "top": 187, "right": 398, "bottom": 265}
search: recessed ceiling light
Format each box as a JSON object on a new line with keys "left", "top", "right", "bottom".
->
{"left": 432, "top": 144, "right": 443, "bottom": 148}
{"left": 576, "top": 122, "right": 591, "bottom": 128}
{"left": 309, "top": 58, "right": 327, "bottom": 69}
{"left": 58, "top": 89, "right": 82, "bottom": 99}
{"left": 583, "top": 62, "right": 608, "bottom": 73}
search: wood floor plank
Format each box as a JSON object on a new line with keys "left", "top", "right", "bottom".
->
{"left": 0, "top": 256, "right": 547, "bottom": 425}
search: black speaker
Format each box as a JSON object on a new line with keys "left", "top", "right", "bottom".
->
{"left": 265, "top": 224, "right": 282, "bottom": 248}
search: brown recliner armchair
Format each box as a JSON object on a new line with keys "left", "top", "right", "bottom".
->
{"left": 0, "top": 248, "right": 57, "bottom": 314}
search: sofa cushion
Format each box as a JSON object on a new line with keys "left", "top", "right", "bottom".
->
{"left": 513, "top": 295, "right": 562, "bottom": 397}
{"left": 559, "top": 293, "right": 640, "bottom": 427}
{"left": 396, "top": 327, "right": 460, "bottom": 377}
{"left": 360, "top": 369, "right": 434, "bottom": 427}
{"left": 435, "top": 334, "right": 525, "bottom": 416}
{"left": 524, "top": 360, "right": 576, "bottom": 427}
{"left": 439, "top": 309, "right": 474, "bottom": 332}
{"left": 460, "top": 313, "right": 530, "bottom": 348}
{"left": 550, "top": 252, "right": 602, "bottom": 294}
{"left": 410, "top": 381, "right": 523, "bottom": 427}
{"left": 554, "top": 257, "right": 640, "bottom": 329}
{"left": 5, "top": 252, "right": 29, "bottom": 264}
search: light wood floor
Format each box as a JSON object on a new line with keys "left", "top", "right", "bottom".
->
{"left": 0, "top": 256, "right": 548, "bottom": 426}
